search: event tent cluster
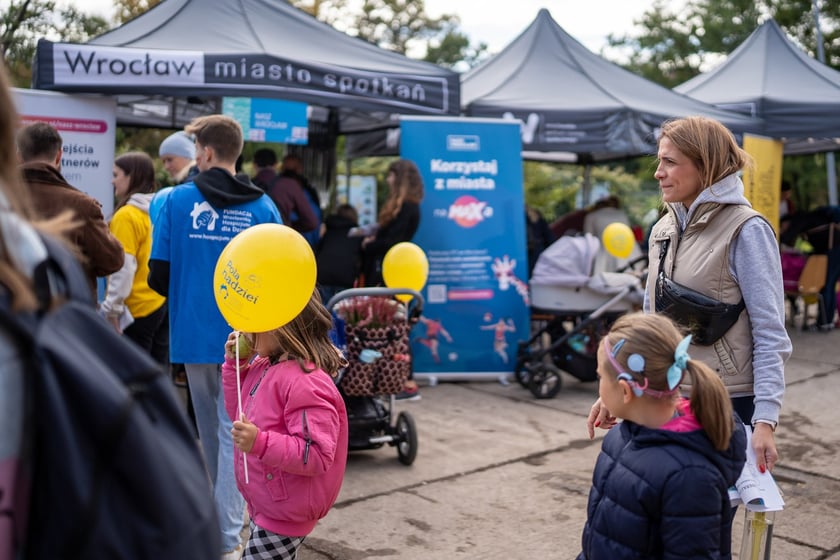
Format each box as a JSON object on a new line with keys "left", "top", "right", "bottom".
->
{"left": 31, "top": 2, "right": 839, "bottom": 163}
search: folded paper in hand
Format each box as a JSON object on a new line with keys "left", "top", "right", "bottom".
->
{"left": 728, "top": 425, "right": 785, "bottom": 511}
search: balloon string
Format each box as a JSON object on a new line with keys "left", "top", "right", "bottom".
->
{"left": 235, "top": 331, "right": 249, "bottom": 484}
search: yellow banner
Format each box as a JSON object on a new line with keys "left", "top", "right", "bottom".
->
{"left": 742, "top": 134, "right": 784, "bottom": 236}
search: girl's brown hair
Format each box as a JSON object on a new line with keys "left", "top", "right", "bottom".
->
{"left": 659, "top": 116, "right": 753, "bottom": 189}
{"left": 378, "top": 159, "right": 424, "bottom": 226}
{"left": 262, "top": 289, "right": 347, "bottom": 376}
{"left": 114, "top": 151, "right": 157, "bottom": 211}
{"left": 604, "top": 312, "right": 734, "bottom": 451}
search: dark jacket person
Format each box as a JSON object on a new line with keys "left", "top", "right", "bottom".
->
{"left": 17, "top": 121, "right": 124, "bottom": 296}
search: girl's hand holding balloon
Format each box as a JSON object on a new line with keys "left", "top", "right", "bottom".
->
{"left": 232, "top": 414, "right": 258, "bottom": 454}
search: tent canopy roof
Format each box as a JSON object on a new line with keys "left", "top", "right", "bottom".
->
{"left": 89, "top": 0, "right": 438, "bottom": 75}
{"left": 459, "top": 9, "right": 764, "bottom": 162}
{"left": 33, "top": 0, "right": 459, "bottom": 129}
{"left": 675, "top": 19, "right": 840, "bottom": 142}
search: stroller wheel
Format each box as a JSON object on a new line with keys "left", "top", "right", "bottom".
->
{"left": 528, "top": 363, "right": 563, "bottom": 399}
{"left": 395, "top": 411, "right": 418, "bottom": 465}
{"left": 513, "top": 355, "right": 532, "bottom": 387}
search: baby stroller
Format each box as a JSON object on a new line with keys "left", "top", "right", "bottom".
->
{"left": 327, "top": 287, "right": 423, "bottom": 466}
{"left": 515, "top": 234, "right": 645, "bottom": 399}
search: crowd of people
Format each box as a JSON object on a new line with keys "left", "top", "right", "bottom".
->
{"left": 0, "top": 43, "right": 802, "bottom": 559}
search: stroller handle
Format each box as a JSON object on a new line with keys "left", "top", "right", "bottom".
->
{"left": 326, "top": 287, "right": 425, "bottom": 317}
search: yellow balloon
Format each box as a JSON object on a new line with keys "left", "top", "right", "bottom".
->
{"left": 382, "top": 242, "right": 429, "bottom": 302}
{"left": 213, "top": 224, "right": 316, "bottom": 332}
{"left": 602, "top": 222, "right": 636, "bottom": 259}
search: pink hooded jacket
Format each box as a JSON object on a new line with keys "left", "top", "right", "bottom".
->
{"left": 222, "top": 355, "right": 348, "bottom": 537}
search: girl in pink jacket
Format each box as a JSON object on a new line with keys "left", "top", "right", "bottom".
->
{"left": 222, "top": 290, "right": 348, "bottom": 559}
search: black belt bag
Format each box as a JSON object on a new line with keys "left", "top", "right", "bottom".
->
{"left": 655, "top": 238, "right": 745, "bottom": 346}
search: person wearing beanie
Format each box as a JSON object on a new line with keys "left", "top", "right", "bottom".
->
{"left": 159, "top": 131, "right": 199, "bottom": 184}
{"left": 149, "top": 115, "right": 282, "bottom": 559}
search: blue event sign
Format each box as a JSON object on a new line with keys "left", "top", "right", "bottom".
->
{"left": 400, "top": 117, "right": 529, "bottom": 378}
{"left": 221, "top": 97, "right": 308, "bottom": 144}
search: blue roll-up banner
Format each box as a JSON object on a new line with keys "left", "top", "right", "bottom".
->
{"left": 400, "top": 117, "right": 529, "bottom": 381}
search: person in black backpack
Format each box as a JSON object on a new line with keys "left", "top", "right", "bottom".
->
{"left": 0, "top": 65, "right": 220, "bottom": 560}
{"left": 0, "top": 61, "right": 81, "bottom": 560}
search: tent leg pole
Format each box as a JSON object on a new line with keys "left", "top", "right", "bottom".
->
{"left": 827, "top": 153, "right": 838, "bottom": 206}
{"left": 813, "top": 0, "right": 838, "bottom": 206}
{"left": 581, "top": 164, "right": 592, "bottom": 207}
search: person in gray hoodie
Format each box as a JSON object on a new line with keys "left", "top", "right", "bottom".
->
{"left": 588, "top": 116, "right": 790, "bottom": 479}
{"left": 101, "top": 151, "right": 169, "bottom": 365}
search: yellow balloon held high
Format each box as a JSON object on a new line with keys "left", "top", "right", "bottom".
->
{"left": 602, "top": 222, "right": 635, "bottom": 259}
{"left": 382, "top": 242, "right": 429, "bottom": 302}
{"left": 213, "top": 224, "right": 316, "bottom": 332}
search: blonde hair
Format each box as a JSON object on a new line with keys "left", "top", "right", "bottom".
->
{"left": 258, "top": 289, "right": 347, "bottom": 376}
{"left": 184, "top": 115, "right": 243, "bottom": 164}
{"left": 659, "top": 116, "right": 753, "bottom": 189}
{"left": 604, "top": 312, "right": 735, "bottom": 451}
{"left": 378, "top": 159, "right": 424, "bottom": 226}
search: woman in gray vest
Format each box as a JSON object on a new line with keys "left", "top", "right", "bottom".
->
{"left": 587, "top": 116, "right": 791, "bottom": 476}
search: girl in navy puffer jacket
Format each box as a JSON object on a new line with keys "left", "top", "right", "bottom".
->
{"left": 578, "top": 312, "right": 746, "bottom": 560}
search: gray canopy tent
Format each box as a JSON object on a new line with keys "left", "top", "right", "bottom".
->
{"left": 33, "top": 0, "right": 459, "bottom": 128}
{"left": 675, "top": 18, "right": 840, "bottom": 204}
{"left": 675, "top": 19, "right": 840, "bottom": 154}
{"left": 461, "top": 9, "right": 766, "bottom": 163}
{"left": 31, "top": 0, "right": 460, "bottom": 195}
{"left": 347, "top": 8, "right": 765, "bottom": 165}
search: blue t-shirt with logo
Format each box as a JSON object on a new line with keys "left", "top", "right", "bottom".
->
{"left": 151, "top": 183, "right": 282, "bottom": 363}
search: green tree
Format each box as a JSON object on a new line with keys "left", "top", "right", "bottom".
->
{"left": 289, "top": 0, "right": 347, "bottom": 27}
{"left": 606, "top": 0, "right": 764, "bottom": 87}
{"left": 424, "top": 20, "right": 488, "bottom": 70}
{"left": 353, "top": 0, "right": 449, "bottom": 55}
{"left": 522, "top": 161, "right": 654, "bottom": 226}
{"left": 1, "top": 0, "right": 108, "bottom": 86}
{"left": 608, "top": 0, "right": 839, "bottom": 87}
{"left": 291, "top": 0, "right": 485, "bottom": 69}
{"left": 606, "top": 0, "right": 840, "bottom": 214}
{"left": 114, "top": 0, "right": 161, "bottom": 25}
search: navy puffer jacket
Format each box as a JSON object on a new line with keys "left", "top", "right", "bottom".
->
{"left": 578, "top": 416, "right": 746, "bottom": 560}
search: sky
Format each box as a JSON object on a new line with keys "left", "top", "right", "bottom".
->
{"left": 59, "top": 0, "right": 663, "bottom": 57}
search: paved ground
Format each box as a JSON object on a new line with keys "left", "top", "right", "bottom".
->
{"left": 294, "top": 325, "right": 840, "bottom": 560}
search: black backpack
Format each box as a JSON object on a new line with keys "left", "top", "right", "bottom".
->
{"left": 1, "top": 235, "right": 220, "bottom": 559}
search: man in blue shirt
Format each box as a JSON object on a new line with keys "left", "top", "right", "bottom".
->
{"left": 149, "top": 115, "right": 281, "bottom": 559}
